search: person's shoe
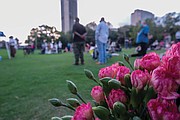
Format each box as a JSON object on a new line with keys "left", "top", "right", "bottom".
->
{"left": 73, "top": 63, "right": 79, "bottom": 65}
{"left": 96, "top": 62, "right": 102, "bottom": 65}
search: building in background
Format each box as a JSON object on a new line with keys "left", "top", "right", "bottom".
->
{"left": 131, "top": 9, "right": 154, "bottom": 26}
{"left": 61, "top": 0, "right": 77, "bottom": 33}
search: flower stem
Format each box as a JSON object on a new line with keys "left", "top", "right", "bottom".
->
{"left": 93, "top": 78, "right": 102, "bottom": 87}
{"left": 127, "top": 61, "right": 134, "bottom": 71}
{"left": 140, "top": 106, "right": 147, "bottom": 118}
{"left": 77, "top": 93, "right": 87, "bottom": 104}
{"left": 62, "top": 104, "right": 75, "bottom": 111}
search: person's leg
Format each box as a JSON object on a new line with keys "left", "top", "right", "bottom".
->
{"left": 131, "top": 43, "right": 145, "bottom": 57}
{"left": 73, "top": 43, "right": 80, "bottom": 65}
{"left": 79, "top": 43, "right": 85, "bottom": 64}
{"left": 131, "top": 42, "right": 147, "bottom": 57}
{"left": 131, "top": 53, "right": 140, "bottom": 57}
{"left": 10, "top": 46, "right": 15, "bottom": 57}
{"left": 140, "top": 43, "right": 148, "bottom": 56}
{"left": 125, "top": 42, "right": 127, "bottom": 49}
{"left": 102, "top": 43, "right": 107, "bottom": 64}
{"left": 130, "top": 44, "right": 141, "bottom": 57}
{"left": 10, "top": 46, "right": 13, "bottom": 57}
{"left": 97, "top": 40, "right": 103, "bottom": 64}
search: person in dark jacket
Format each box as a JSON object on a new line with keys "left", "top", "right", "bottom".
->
{"left": 72, "top": 17, "right": 87, "bottom": 65}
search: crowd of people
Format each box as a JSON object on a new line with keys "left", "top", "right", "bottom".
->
{"left": 2, "top": 17, "right": 180, "bottom": 65}
{"left": 40, "top": 40, "right": 62, "bottom": 54}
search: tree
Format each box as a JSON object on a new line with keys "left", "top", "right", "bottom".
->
{"left": 27, "top": 25, "right": 61, "bottom": 49}
{"left": 109, "top": 29, "right": 118, "bottom": 42}
{"left": 86, "top": 22, "right": 97, "bottom": 31}
{"left": 85, "top": 22, "right": 97, "bottom": 44}
{"left": 107, "top": 22, "right": 113, "bottom": 29}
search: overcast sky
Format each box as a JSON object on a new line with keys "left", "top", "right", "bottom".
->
{"left": 0, "top": 0, "right": 180, "bottom": 42}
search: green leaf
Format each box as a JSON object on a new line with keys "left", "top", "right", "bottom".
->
{"left": 84, "top": 69, "right": 96, "bottom": 80}
{"left": 108, "top": 79, "right": 121, "bottom": 89}
{"left": 93, "top": 106, "right": 110, "bottom": 120}
{"left": 100, "top": 77, "right": 112, "bottom": 86}
{"left": 113, "top": 102, "right": 130, "bottom": 120}
{"left": 113, "top": 102, "right": 126, "bottom": 114}
{"left": 100, "top": 77, "right": 112, "bottom": 96}
{"left": 130, "top": 88, "right": 146, "bottom": 109}
{"left": 61, "top": 115, "right": 73, "bottom": 120}
{"left": 133, "top": 116, "right": 142, "bottom": 120}
{"left": 66, "top": 98, "right": 80, "bottom": 108}
{"left": 123, "top": 54, "right": 130, "bottom": 62}
{"left": 66, "top": 80, "right": 77, "bottom": 95}
{"left": 124, "top": 74, "right": 132, "bottom": 88}
{"left": 49, "top": 98, "right": 63, "bottom": 107}
{"left": 51, "top": 117, "right": 62, "bottom": 120}
{"left": 117, "top": 61, "right": 125, "bottom": 66}
{"left": 143, "top": 87, "right": 157, "bottom": 104}
{"left": 130, "top": 87, "right": 138, "bottom": 108}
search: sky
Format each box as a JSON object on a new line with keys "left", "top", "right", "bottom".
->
{"left": 0, "top": 0, "right": 180, "bottom": 43}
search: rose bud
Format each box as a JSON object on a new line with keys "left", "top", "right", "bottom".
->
{"left": 66, "top": 80, "right": 77, "bottom": 95}
{"left": 91, "top": 86, "right": 104, "bottom": 104}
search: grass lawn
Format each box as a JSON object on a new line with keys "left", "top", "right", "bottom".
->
{"left": 0, "top": 48, "right": 165, "bottom": 120}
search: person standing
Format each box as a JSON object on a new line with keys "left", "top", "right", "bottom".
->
{"left": 124, "top": 38, "right": 129, "bottom": 49}
{"left": 95, "top": 17, "right": 109, "bottom": 64}
{"left": 58, "top": 41, "right": 62, "bottom": 53}
{"left": 72, "top": 17, "right": 87, "bottom": 65}
{"left": 131, "top": 21, "right": 149, "bottom": 57}
{"left": 9, "top": 36, "right": 17, "bottom": 58}
{"left": 175, "top": 29, "right": 180, "bottom": 43}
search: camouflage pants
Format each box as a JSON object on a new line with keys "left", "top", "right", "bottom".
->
{"left": 73, "top": 42, "right": 85, "bottom": 64}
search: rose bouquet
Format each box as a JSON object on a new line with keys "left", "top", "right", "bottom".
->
{"left": 49, "top": 42, "right": 180, "bottom": 120}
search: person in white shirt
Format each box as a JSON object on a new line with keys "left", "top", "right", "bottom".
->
{"left": 95, "top": 17, "right": 109, "bottom": 64}
{"left": 9, "top": 36, "right": 17, "bottom": 57}
{"left": 58, "top": 41, "right": 62, "bottom": 53}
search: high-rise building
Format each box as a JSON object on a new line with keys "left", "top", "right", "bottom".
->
{"left": 131, "top": 9, "right": 154, "bottom": 26}
{"left": 61, "top": 0, "right": 77, "bottom": 33}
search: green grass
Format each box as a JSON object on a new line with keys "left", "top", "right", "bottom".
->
{"left": 0, "top": 48, "right": 165, "bottom": 120}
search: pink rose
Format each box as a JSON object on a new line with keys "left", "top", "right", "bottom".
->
{"left": 131, "top": 70, "right": 149, "bottom": 90}
{"left": 98, "top": 63, "right": 120, "bottom": 79}
{"left": 106, "top": 89, "right": 127, "bottom": 109}
{"left": 111, "top": 62, "right": 121, "bottom": 68}
{"left": 161, "top": 42, "right": 180, "bottom": 85}
{"left": 151, "top": 66, "right": 178, "bottom": 97}
{"left": 162, "top": 56, "right": 180, "bottom": 85}
{"left": 98, "top": 66, "right": 118, "bottom": 79}
{"left": 116, "top": 66, "right": 131, "bottom": 85}
{"left": 95, "top": 118, "right": 100, "bottom": 120}
{"left": 91, "top": 86, "right": 104, "bottom": 103}
{"left": 162, "top": 42, "right": 180, "bottom": 65}
{"left": 164, "top": 42, "right": 180, "bottom": 57}
{"left": 162, "top": 112, "right": 180, "bottom": 120}
{"left": 134, "top": 58, "right": 141, "bottom": 70}
{"left": 72, "top": 102, "right": 93, "bottom": 120}
{"left": 147, "top": 98, "right": 180, "bottom": 120}
{"left": 140, "top": 52, "right": 161, "bottom": 72}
